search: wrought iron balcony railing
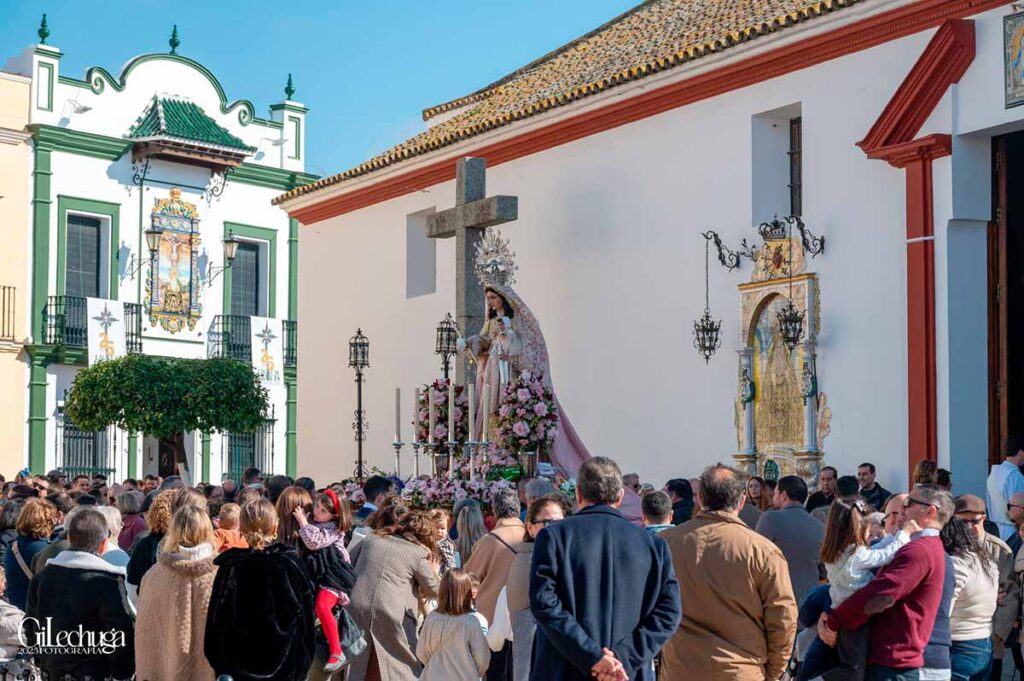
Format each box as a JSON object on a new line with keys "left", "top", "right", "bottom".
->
{"left": 283, "top": 319, "right": 297, "bottom": 368}
{"left": 209, "top": 315, "right": 297, "bottom": 368}
{"left": 208, "top": 315, "right": 252, "bottom": 362}
{"left": 43, "top": 296, "right": 143, "bottom": 353}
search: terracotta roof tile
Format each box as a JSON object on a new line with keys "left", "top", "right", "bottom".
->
{"left": 275, "top": 0, "right": 860, "bottom": 205}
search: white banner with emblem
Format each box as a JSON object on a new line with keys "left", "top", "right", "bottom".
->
{"left": 86, "top": 297, "right": 127, "bottom": 366}
{"left": 250, "top": 316, "right": 283, "bottom": 385}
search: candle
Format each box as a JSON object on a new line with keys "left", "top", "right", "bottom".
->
{"left": 467, "top": 384, "right": 475, "bottom": 442}
{"left": 394, "top": 387, "right": 401, "bottom": 444}
{"left": 481, "top": 384, "right": 490, "bottom": 443}
{"left": 448, "top": 380, "right": 456, "bottom": 442}
{"left": 412, "top": 387, "right": 421, "bottom": 444}
{"left": 428, "top": 387, "right": 435, "bottom": 445}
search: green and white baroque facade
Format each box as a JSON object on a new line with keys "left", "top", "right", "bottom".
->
{"left": 2, "top": 33, "right": 316, "bottom": 482}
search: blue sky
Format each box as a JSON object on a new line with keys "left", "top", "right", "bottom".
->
{"left": 1, "top": 0, "right": 637, "bottom": 178}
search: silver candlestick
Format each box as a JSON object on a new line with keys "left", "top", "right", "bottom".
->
{"left": 392, "top": 440, "right": 404, "bottom": 478}
{"left": 411, "top": 441, "right": 422, "bottom": 478}
{"left": 445, "top": 441, "right": 459, "bottom": 481}
{"left": 463, "top": 441, "right": 479, "bottom": 481}
{"left": 423, "top": 442, "right": 437, "bottom": 477}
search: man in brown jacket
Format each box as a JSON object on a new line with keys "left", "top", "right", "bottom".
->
{"left": 660, "top": 464, "right": 797, "bottom": 681}
{"left": 465, "top": 487, "right": 525, "bottom": 680}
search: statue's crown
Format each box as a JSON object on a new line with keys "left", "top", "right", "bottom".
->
{"left": 474, "top": 229, "right": 517, "bottom": 287}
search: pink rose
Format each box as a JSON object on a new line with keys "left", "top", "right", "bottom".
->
{"left": 517, "top": 408, "right": 526, "bottom": 417}
{"left": 516, "top": 388, "right": 531, "bottom": 402}
{"left": 499, "top": 404, "right": 510, "bottom": 417}
{"left": 533, "top": 403, "right": 549, "bottom": 417}
{"left": 452, "top": 407, "right": 463, "bottom": 421}
{"left": 512, "top": 421, "right": 530, "bottom": 437}
{"left": 434, "top": 425, "right": 448, "bottom": 439}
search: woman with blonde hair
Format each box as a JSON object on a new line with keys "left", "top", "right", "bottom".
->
{"left": 4, "top": 498, "right": 55, "bottom": 609}
{"left": 348, "top": 509, "right": 441, "bottom": 681}
{"left": 172, "top": 487, "right": 208, "bottom": 514}
{"left": 127, "top": 489, "right": 177, "bottom": 600}
{"left": 205, "top": 497, "right": 316, "bottom": 681}
{"left": 136, "top": 505, "right": 219, "bottom": 680}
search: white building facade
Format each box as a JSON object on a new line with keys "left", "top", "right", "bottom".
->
{"left": 280, "top": 0, "right": 1023, "bottom": 494}
{"left": 3, "top": 24, "right": 315, "bottom": 483}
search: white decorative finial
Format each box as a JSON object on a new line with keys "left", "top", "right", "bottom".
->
{"left": 474, "top": 228, "right": 517, "bottom": 287}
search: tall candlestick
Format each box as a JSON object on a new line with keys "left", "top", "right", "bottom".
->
{"left": 394, "top": 387, "right": 401, "bottom": 444}
{"left": 413, "top": 387, "right": 421, "bottom": 444}
{"left": 428, "top": 387, "right": 435, "bottom": 445}
{"left": 467, "top": 384, "right": 475, "bottom": 442}
{"left": 481, "top": 384, "right": 490, "bottom": 443}
{"left": 448, "top": 380, "right": 456, "bottom": 443}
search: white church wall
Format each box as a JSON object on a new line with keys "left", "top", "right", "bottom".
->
{"left": 298, "top": 26, "right": 996, "bottom": 492}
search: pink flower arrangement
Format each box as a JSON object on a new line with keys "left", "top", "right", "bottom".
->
{"left": 494, "top": 373, "right": 559, "bottom": 454}
{"left": 415, "top": 378, "right": 470, "bottom": 445}
{"left": 402, "top": 477, "right": 514, "bottom": 511}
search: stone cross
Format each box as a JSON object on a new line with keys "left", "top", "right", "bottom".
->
{"left": 427, "top": 157, "right": 518, "bottom": 385}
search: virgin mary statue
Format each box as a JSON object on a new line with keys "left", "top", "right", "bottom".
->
{"left": 461, "top": 230, "right": 641, "bottom": 523}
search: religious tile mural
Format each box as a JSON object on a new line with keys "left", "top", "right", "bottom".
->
{"left": 1006, "top": 10, "right": 1024, "bottom": 109}
{"left": 146, "top": 188, "right": 203, "bottom": 333}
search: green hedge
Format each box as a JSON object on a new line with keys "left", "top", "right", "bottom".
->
{"left": 65, "top": 354, "right": 269, "bottom": 437}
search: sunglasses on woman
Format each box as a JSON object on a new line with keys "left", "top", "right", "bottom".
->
{"left": 533, "top": 518, "right": 559, "bottom": 527}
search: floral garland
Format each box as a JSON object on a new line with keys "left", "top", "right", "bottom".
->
{"left": 493, "top": 371, "right": 559, "bottom": 454}
{"left": 402, "top": 477, "right": 515, "bottom": 513}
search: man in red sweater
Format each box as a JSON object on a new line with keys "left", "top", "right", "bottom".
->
{"left": 818, "top": 484, "right": 953, "bottom": 681}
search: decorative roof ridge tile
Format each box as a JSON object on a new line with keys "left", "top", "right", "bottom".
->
{"left": 276, "top": 0, "right": 862, "bottom": 206}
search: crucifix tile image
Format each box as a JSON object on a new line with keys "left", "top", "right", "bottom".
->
{"left": 427, "top": 157, "right": 518, "bottom": 385}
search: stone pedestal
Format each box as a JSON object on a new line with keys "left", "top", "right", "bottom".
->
{"left": 732, "top": 451, "right": 758, "bottom": 477}
{"left": 794, "top": 450, "right": 824, "bottom": 493}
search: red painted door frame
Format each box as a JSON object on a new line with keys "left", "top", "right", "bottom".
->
{"left": 858, "top": 19, "right": 974, "bottom": 482}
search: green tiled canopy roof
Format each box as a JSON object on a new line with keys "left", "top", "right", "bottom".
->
{"left": 127, "top": 96, "right": 254, "bottom": 153}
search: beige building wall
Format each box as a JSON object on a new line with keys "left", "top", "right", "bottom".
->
{"left": 0, "top": 72, "right": 31, "bottom": 477}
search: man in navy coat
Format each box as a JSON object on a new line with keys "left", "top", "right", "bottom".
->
{"left": 530, "top": 457, "right": 682, "bottom": 681}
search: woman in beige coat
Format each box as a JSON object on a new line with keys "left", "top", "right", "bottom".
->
{"left": 348, "top": 510, "right": 441, "bottom": 681}
{"left": 135, "top": 504, "right": 219, "bottom": 681}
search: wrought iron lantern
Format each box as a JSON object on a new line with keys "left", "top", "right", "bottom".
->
{"left": 435, "top": 313, "right": 458, "bottom": 379}
{"left": 777, "top": 298, "right": 805, "bottom": 350}
{"left": 694, "top": 234, "right": 723, "bottom": 362}
{"left": 144, "top": 227, "right": 163, "bottom": 255}
{"left": 349, "top": 329, "right": 370, "bottom": 369}
{"left": 777, "top": 218, "right": 805, "bottom": 350}
{"left": 222, "top": 235, "right": 240, "bottom": 261}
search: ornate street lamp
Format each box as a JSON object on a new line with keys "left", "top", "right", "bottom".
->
{"left": 435, "top": 313, "right": 458, "bottom": 380}
{"left": 206, "top": 234, "right": 241, "bottom": 284}
{"left": 349, "top": 329, "right": 370, "bottom": 480}
{"left": 694, "top": 234, "right": 723, "bottom": 362}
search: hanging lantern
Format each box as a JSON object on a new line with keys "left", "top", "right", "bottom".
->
{"left": 777, "top": 216, "right": 805, "bottom": 351}
{"left": 693, "top": 235, "right": 723, "bottom": 362}
{"left": 693, "top": 309, "right": 722, "bottom": 363}
{"left": 776, "top": 299, "right": 805, "bottom": 350}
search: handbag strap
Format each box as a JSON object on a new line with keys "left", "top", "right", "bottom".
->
{"left": 11, "top": 543, "right": 33, "bottom": 580}
{"left": 489, "top": 532, "right": 517, "bottom": 555}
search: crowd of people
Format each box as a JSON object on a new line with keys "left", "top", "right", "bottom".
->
{"left": 0, "top": 439, "right": 1022, "bottom": 680}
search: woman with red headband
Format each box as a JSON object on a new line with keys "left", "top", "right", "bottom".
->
{"left": 294, "top": 488, "right": 354, "bottom": 674}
